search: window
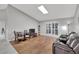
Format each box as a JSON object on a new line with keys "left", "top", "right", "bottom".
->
{"left": 55, "top": 23, "right": 58, "bottom": 35}
{"left": 49, "top": 24, "right": 51, "bottom": 33}
{"left": 46, "top": 24, "right": 48, "bottom": 33}
{"left": 46, "top": 23, "right": 58, "bottom": 35}
{"left": 52, "top": 23, "right": 54, "bottom": 34}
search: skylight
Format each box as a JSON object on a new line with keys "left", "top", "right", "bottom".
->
{"left": 38, "top": 5, "right": 48, "bottom": 14}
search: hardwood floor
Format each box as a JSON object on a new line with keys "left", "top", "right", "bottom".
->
{"left": 10, "top": 36, "right": 55, "bottom": 54}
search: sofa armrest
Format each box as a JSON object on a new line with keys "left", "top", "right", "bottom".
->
{"left": 54, "top": 43, "right": 72, "bottom": 52}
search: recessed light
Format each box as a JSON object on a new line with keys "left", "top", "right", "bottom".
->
{"left": 38, "top": 5, "right": 48, "bottom": 14}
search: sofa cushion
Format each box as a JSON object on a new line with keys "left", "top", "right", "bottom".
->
{"left": 66, "top": 33, "right": 78, "bottom": 46}
{"left": 70, "top": 39, "right": 79, "bottom": 48}
{"left": 70, "top": 39, "right": 76, "bottom": 48}
{"left": 66, "top": 38, "right": 74, "bottom": 46}
{"left": 73, "top": 43, "right": 79, "bottom": 53}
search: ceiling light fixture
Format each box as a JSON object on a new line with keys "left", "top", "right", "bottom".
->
{"left": 38, "top": 5, "right": 48, "bottom": 14}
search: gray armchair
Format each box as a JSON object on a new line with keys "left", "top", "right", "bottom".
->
{"left": 53, "top": 32, "right": 79, "bottom": 54}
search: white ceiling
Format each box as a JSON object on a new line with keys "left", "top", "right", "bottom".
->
{"left": 0, "top": 4, "right": 8, "bottom": 9}
{"left": 11, "top": 4, "right": 77, "bottom": 21}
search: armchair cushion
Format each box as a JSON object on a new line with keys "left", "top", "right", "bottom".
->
{"left": 25, "top": 35, "right": 29, "bottom": 37}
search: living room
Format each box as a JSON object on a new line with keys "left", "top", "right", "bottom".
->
{"left": 0, "top": 4, "right": 79, "bottom": 54}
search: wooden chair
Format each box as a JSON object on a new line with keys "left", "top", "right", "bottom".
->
{"left": 14, "top": 31, "right": 24, "bottom": 42}
{"left": 24, "top": 30, "right": 30, "bottom": 40}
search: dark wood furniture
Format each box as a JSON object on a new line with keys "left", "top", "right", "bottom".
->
{"left": 24, "top": 30, "right": 30, "bottom": 40}
{"left": 14, "top": 29, "right": 37, "bottom": 42}
{"left": 14, "top": 31, "right": 24, "bottom": 42}
{"left": 29, "top": 29, "right": 37, "bottom": 38}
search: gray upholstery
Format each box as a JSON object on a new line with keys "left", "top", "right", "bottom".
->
{"left": 53, "top": 42, "right": 74, "bottom": 54}
{"left": 53, "top": 33, "right": 79, "bottom": 54}
{"left": 54, "top": 44, "right": 74, "bottom": 54}
{"left": 74, "top": 43, "right": 79, "bottom": 53}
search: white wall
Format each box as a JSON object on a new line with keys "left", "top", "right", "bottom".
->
{"left": 0, "top": 21, "right": 5, "bottom": 33}
{"left": 40, "top": 18, "right": 73, "bottom": 37}
{"left": 0, "top": 10, "right": 6, "bottom": 33}
{"left": 73, "top": 5, "right": 79, "bottom": 33}
{"left": 6, "top": 5, "right": 39, "bottom": 41}
{"left": 0, "top": 10, "right": 6, "bottom": 40}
